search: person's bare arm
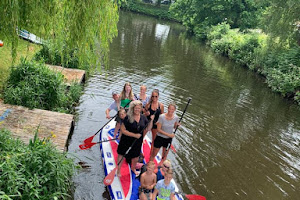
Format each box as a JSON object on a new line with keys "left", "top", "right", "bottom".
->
{"left": 152, "top": 188, "right": 158, "bottom": 200}
{"left": 149, "top": 174, "right": 157, "bottom": 189}
{"left": 105, "top": 108, "right": 111, "bottom": 119}
{"left": 160, "top": 103, "right": 164, "bottom": 114}
{"left": 170, "top": 192, "right": 175, "bottom": 200}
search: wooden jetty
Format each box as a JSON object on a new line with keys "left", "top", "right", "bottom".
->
{"left": 47, "top": 64, "right": 86, "bottom": 85}
{"left": 0, "top": 100, "right": 74, "bottom": 152}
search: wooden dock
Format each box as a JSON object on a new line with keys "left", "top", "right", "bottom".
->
{"left": 47, "top": 64, "right": 86, "bottom": 85}
{"left": 0, "top": 100, "right": 74, "bottom": 152}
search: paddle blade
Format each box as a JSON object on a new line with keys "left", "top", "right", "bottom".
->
{"left": 170, "top": 144, "right": 177, "bottom": 153}
{"left": 83, "top": 135, "right": 95, "bottom": 144}
{"left": 185, "top": 194, "right": 206, "bottom": 200}
{"left": 103, "top": 167, "right": 118, "bottom": 186}
{"left": 79, "top": 142, "right": 97, "bottom": 150}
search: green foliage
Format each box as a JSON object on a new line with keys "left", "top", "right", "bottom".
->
{"left": 0, "top": 0, "right": 119, "bottom": 72}
{"left": 0, "top": 129, "right": 75, "bottom": 200}
{"left": 170, "top": 0, "right": 265, "bottom": 35}
{"left": 208, "top": 24, "right": 264, "bottom": 66}
{"left": 206, "top": 22, "right": 300, "bottom": 105}
{"left": 261, "top": 0, "right": 300, "bottom": 47}
{"left": 3, "top": 59, "right": 82, "bottom": 113}
{"left": 121, "top": 0, "right": 177, "bottom": 21}
{"left": 262, "top": 47, "right": 300, "bottom": 101}
{"left": 34, "top": 44, "right": 80, "bottom": 69}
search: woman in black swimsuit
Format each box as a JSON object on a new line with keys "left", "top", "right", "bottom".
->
{"left": 144, "top": 89, "right": 164, "bottom": 155}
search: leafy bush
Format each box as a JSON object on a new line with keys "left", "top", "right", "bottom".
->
{"left": 262, "top": 46, "right": 300, "bottom": 102}
{"left": 35, "top": 44, "right": 80, "bottom": 69}
{"left": 4, "top": 59, "right": 82, "bottom": 113}
{"left": 207, "top": 22, "right": 231, "bottom": 41}
{"left": 206, "top": 23, "right": 300, "bottom": 105}
{"left": 0, "top": 129, "right": 75, "bottom": 200}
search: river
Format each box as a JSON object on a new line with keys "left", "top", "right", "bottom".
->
{"left": 68, "top": 11, "right": 300, "bottom": 200}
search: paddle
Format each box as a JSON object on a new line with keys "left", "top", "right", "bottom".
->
{"left": 175, "top": 192, "right": 206, "bottom": 200}
{"left": 164, "top": 97, "right": 192, "bottom": 157}
{"left": 103, "top": 137, "right": 139, "bottom": 186}
{"left": 80, "top": 100, "right": 132, "bottom": 146}
{"left": 79, "top": 138, "right": 117, "bottom": 150}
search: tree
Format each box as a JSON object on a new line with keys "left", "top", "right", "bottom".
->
{"left": 0, "top": 0, "right": 120, "bottom": 71}
{"left": 170, "top": 0, "right": 266, "bottom": 36}
{"left": 261, "top": 0, "right": 300, "bottom": 47}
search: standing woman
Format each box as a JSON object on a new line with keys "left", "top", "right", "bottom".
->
{"left": 150, "top": 103, "right": 179, "bottom": 165}
{"left": 137, "top": 85, "right": 150, "bottom": 108}
{"left": 144, "top": 89, "right": 164, "bottom": 154}
{"left": 119, "top": 82, "right": 135, "bottom": 109}
{"left": 117, "top": 100, "right": 154, "bottom": 176}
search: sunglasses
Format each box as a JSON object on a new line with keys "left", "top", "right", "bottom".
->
{"left": 163, "top": 164, "right": 170, "bottom": 169}
{"left": 152, "top": 96, "right": 158, "bottom": 98}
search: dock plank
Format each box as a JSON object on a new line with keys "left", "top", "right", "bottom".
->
{"left": 47, "top": 64, "right": 86, "bottom": 85}
{"left": 0, "top": 101, "right": 73, "bottom": 152}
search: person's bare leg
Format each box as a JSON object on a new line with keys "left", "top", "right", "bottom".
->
{"left": 131, "top": 157, "right": 139, "bottom": 175}
{"left": 117, "top": 154, "right": 124, "bottom": 177}
{"left": 114, "top": 122, "right": 121, "bottom": 138}
{"left": 159, "top": 147, "right": 170, "bottom": 166}
{"left": 150, "top": 129, "right": 157, "bottom": 155}
{"left": 150, "top": 147, "right": 160, "bottom": 162}
{"left": 139, "top": 192, "right": 147, "bottom": 200}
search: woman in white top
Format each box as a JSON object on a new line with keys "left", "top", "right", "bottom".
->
{"left": 149, "top": 103, "right": 179, "bottom": 165}
{"left": 137, "top": 85, "right": 150, "bottom": 108}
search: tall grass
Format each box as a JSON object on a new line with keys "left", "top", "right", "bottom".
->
{"left": 0, "top": 129, "right": 75, "bottom": 200}
{"left": 3, "top": 59, "right": 82, "bottom": 113}
{"left": 0, "top": 39, "right": 41, "bottom": 93}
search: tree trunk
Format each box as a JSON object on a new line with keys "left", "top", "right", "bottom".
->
{"left": 156, "top": 0, "right": 161, "bottom": 7}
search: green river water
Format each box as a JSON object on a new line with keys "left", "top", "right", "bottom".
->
{"left": 68, "top": 11, "right": 300, "bottom": 200}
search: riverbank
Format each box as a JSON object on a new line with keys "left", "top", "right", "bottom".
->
{"left": 121, "top": 1, "right": 178, "bottom": 21}
{"left": 121, "top": 2, "right": 300, "bottom": 106}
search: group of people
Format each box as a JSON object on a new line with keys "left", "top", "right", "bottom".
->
{"left": 105, "top": 83, "right": 180, "bottom": 200}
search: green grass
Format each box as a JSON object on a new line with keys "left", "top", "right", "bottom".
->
{"left": 0, "top": 129, "right": 75, "bottom": 200}
{"left": 0, "top": 39, "right": 41, "bottom": 92}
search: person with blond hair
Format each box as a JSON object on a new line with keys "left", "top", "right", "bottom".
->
{"left": 156, "top": 159, "right": 172, "bottom": 182}
{"left": 139, "top": 161, "right": 157, "bottom": 200}
{"left": 117, "top": 100, "right": 154, "bottom": 176}
{"left": 137, "top": 85, "right": 150, "bottom": 108}
{"left": 119, "top": 82, "right": 135, "bottom": 109}
{"left": 152, "top": 169, "right": 175, "bottom": 200}
{"left": 144, "top": 89, "right": 164, "bottom": 154}
{"left": 150, "top": 103, "right": 179, "bottom": 165}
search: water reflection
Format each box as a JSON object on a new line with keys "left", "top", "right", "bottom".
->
{"left": 69, "top": 11, "right": 300, "bottom": 200}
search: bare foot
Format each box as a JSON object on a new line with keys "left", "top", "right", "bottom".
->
{"left": 116, "top": 170, "right": 121, "bottom": 177}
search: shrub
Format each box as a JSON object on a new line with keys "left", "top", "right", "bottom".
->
{"left": 262, "top": 46, "right": 300, "bottom": 101}
{"left": 35, "top": 44, "right": 80, "bottom": 69}
{"left": 0, "top": 129, "right": 75, "bottom": 200}
{"left": 4, "top": 59, "right": 82, "bottom": 113}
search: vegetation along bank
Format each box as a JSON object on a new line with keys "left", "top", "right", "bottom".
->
{"left": 0, "top": 0, "right": 120, "bottom": 199}
{"left": 123, "top": 0, "right": 300, "bottom": 105}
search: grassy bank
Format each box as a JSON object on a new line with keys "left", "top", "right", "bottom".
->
{"left": 205, "top": 23, "right": 300, "bottom": 105}
{"left": 0, "top": 39, "right": 41, "bottom": 92}
{"left": 0, "top": 129, "right": 75, "bottom": 200}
